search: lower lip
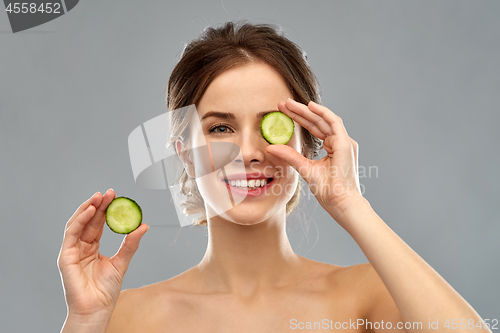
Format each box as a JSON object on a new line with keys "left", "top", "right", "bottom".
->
{"left": 222, "top": 179, "right": 274, "bottom": 197}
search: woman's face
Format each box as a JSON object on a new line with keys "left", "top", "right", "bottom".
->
{"left": 187, "top": 62, "right": 302, "bottom": 226}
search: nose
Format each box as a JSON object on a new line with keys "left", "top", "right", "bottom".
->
{"left": 234, "top": 128, "right": 266, "bottom": 166}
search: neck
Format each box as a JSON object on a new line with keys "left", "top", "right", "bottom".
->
{"left": 196, "top": 212, "right": 301, "bottom": 299}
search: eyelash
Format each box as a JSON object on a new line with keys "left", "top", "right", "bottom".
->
{"left": 208, "top": 123, "right": 234, "bottom": 135}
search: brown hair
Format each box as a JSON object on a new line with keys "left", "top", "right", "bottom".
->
{"left": 166, "top": 20, "right": 323, "bottom": 226}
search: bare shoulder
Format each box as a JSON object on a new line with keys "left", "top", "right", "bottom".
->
{"left": 332, "top": 262, "right": 405, "bottom": 326}
{"left": 332, "top": 262, "right": 379, "bottom": 286}
{"left": 294, "top": 258, "right": 386, "bottom": 319}
{"left": 106, "top": 286, "right": 144, "bottom": 333}
{"left": 314, "top": 261, "right": 392, "bottom": 315}
{"left": 323, "top": 262, "right": 383, "bottom": 290}
{"left": 106, "top": 269, "right": 198, "bottom": 333}
{"left": 294, "top": 256, "right": 343, "bottom": 291}
{"left": 300, "top": 258, "right": 374, "bottom": 287}
{"left": 294, "top": 257, "right": 368, "bottom": 299}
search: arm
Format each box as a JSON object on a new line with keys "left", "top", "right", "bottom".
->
{"left": 335, "top": 197, "right": 491, "bottom": 333}
{"left": 61, "top": 312, "right": 112, "bottom": 333}
{"left": 266, "top": 99, "right": 491, "bottom": 333}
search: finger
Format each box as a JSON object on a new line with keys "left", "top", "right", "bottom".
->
{"left": 278, "top": 101, "right": 328, "bottom": 140}
{"left": 281, "top": 99, "right": 332, "bottom": 140}
{"left": 80, "top": 189, "right": 115, "bottom": 244}
{"left": 110, "top": 223, "right": 149, "bottom": 276}
{"left": 94, "top": 190, "right": 117, "bottom": 242}
{"left": 266, "top": 144, "right": 312, "bottom": 182}
{"left": 306, "top": 100, "right": 351, "bottom": 142}
{"left": 65, "top": 192, "right": 102, "bottom": 231}
{"left": 62, "top": 204, "right": 97, "bottom": 250}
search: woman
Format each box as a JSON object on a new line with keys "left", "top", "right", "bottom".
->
{"left": 58, "top": 21, "right": 489, "bottom": 332}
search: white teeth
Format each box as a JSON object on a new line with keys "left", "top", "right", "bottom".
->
{"left": 226, "top": 178, "right": 270, "bottom": 190}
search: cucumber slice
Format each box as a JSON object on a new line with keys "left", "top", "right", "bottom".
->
{"left": 260, "top": 111, "right": 294, "bottom": 144}
{"left": 105, "top": 197, "right": 143, "bottom": 234}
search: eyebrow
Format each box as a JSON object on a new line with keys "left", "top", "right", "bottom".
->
{"left": 200, "top": 110, "right": 278, "bottom": 121}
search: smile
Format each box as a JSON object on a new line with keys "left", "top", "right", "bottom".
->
{"left": 222, "top": 178, "right": 274, "bottom": 196}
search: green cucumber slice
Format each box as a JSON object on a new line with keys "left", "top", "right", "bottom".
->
{"left": 260, "top": 111, "right": 294, "bottom": 144}
{"left": 105, "top": 197, "right": 143, "bottom": 234}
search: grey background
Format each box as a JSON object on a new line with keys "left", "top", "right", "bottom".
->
{"left": 1, "top": 0, "right": 499, "bottom": 331}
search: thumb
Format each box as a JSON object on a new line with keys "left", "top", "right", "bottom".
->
{"left": 266, "top": 145, "right": 311, "bottom": 181}
{"left": 110, "top": 223, "right": 149, "bottom": 276}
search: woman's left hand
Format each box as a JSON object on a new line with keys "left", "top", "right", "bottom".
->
{"left": 266, "top": 98, "right": 364, "bottom": 221}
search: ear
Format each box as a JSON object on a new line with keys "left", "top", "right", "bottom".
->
{"left": 175, "top": 139, "right": 196, "bottom": 178}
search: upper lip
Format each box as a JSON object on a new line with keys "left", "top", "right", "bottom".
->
{"left": 223, "top": 172, "right": 274, "bottom": 181}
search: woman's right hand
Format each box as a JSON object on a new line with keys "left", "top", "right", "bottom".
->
{"left": 57, "top": 189, "right": 149, "bottom": 320}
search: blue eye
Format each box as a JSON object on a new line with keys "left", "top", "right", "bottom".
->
{"left": 209, "top": 123, "right": 233, "bottom": 135}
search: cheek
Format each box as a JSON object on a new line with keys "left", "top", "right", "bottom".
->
{"left": 195, "top": 174, "right": 230, "bottom": 214}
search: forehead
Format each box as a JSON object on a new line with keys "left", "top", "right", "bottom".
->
{"left": 197, "top": 62, "right": 292, "bottom": 115}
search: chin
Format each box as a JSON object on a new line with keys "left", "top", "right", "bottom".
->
{"left": 215, "top": 206, "right": 270, "bottom": 226}
{"left": 230, "top": 219, "right": 263, "bottom": 226}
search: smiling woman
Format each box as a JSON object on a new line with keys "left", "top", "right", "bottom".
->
{"left": 57, "top": 19, "right": 491, "bottom": 333}
{"left": 174, "top": 62, "right": 307, "bottom": 226}
{"left": 166, "top": 20, "right": 323, "bottom": 226}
